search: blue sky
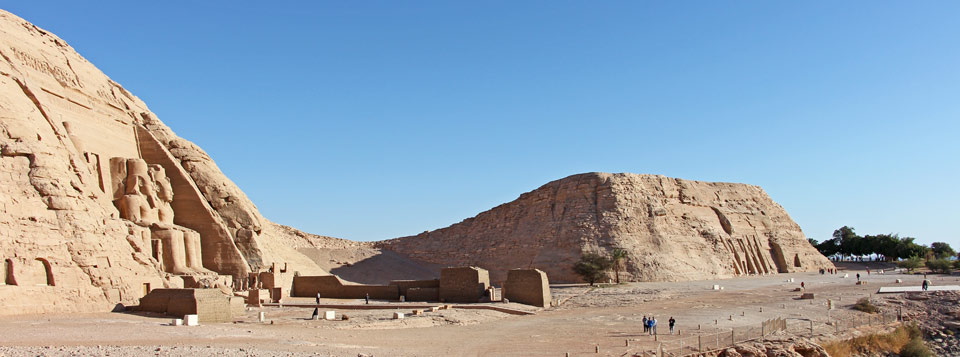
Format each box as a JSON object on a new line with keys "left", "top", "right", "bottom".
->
{"left": 6, "top": 2, "right": 958, "bottom": 246}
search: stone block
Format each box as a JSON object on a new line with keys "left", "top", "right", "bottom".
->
{"left": 393, "top": 312, "right": 404, "bottom": 320}
{"left": 800, "top": 293, "right": 815, "bottom": 299}
{"left": 503, "top": 269, "right": 551, "bottom": 307}
{"left": 439, "top": 267, "right": 490, "bottom": 303}
{"left": 138, "top": 288, "right": 234, "bottom": 323}
{"left": 324, "top": 311, "right": 336, "bottom": 320}
{"left": 171, "top": 319, "right": 182, "bottom": 326}
{"left": 184, "top": 314, "right": 199, "bottom": 326}
{"left": 713, "top": 285, "right": 721, "bottom": 290}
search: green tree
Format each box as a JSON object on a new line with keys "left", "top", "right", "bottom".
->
{"left": 833, "top": 226, "right": 861, "bottom": 259}
{"left": 870, "top": 234, "right": 901, "bottom": 261}
{"left": 895, "top": 237, "right": 927, "bottom": 260}
{"left": 573, "top": 252, "right": 612, "bottom": 286}
{"left": 930, "top": 242, "right": 955, "bottom": 259}
{"left": 925, "top": 259, "right": 952, "bottom": 274}
{"left": 815, "top": 238, "right": 841, "bottom": 258}
{"left": 609, "top": 248, "right": 628, "bottom": 284}
{"left": 897, "top": 256, "right": 923, "bottom": 272}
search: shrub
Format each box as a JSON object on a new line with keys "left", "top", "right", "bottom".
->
{"left": 853, "top": 297, "right": 879, "bottom": 313}
{"left": 900, "top": 337, "right": 933, "bottom": 357}
{"left": 898, "top": 256, "right": 923, "bottom": 272}
{"left": 823, "top": 324, "right": 919, "bottom": 357}
{"left": 925, "top": 258, "right": 952, "bottom": 274}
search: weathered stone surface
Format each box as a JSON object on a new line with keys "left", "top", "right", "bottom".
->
{"left": 379, "top": 172, "right": 834, "bottom": 283}
{"left": 503, "top": 269, "right": 551, "bottom": 307}
{"left": 0, "top": 9, "right": 324, "bottom": 314}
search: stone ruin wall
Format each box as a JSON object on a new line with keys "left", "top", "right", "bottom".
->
{"left": 0, "top": 10, "right": 324, "bottom": 314}
{"left": 503, "top": 269, "right": 551, "bottom": 308}
{"left": 438, "top": 267, "right": 490, "bottom": 303}
{"left": 380, "top": 173, "right": 834, "bottom": 283}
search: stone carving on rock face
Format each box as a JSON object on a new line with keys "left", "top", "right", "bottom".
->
{"left": 112, "top": 158, "right": 174, "bottom": 225}
{"left": 151, "top": 228, "right": 191, "bottom": 275}
{"left": 110, "top": 157, "right": 210, "bottom": 275}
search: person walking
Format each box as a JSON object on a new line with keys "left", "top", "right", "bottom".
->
{"left": 800, "top": 281, "right": 805, "bottom": 290}
{"left": 922, "top": 279, "right": 930, "bottom": 291}
{"left": 650, "top": 316, "right": 658, "bottom": 335}
{"left": 669, "top": 317, "right": 676, "bottom": 334}
{"left": 856, "top": 273, "right": 860, "bottom": 282}
{"left": 642, "top": 316, "right": 648, "bottom": 333}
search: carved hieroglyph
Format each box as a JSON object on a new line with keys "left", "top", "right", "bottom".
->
{"left": 379, "top": 173, "right": 835, "bottom": 283}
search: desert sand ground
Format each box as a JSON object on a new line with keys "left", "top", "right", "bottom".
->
{"left": 0, "top": 265, "right": 953, "bottom": 357}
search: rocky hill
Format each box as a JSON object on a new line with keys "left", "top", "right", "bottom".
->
{"left": 0, "top": 9, "right": 325, "bottom": 314}
{"left": 379, "top": 172, "right": 833, "bottom": 283}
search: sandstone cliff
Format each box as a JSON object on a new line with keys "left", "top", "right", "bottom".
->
{"left": 0, "top": 9, "right": 324, "bottom": 314}
{"left": 379, "top": 173, "right": 834, "bottom": 283}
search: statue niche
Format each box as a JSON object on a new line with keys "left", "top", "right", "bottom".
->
{"left": 110, "top": 157, "right": 207, "bottom": 275}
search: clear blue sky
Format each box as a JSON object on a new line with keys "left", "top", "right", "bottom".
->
{"left": 6, "top": 2, "right": 958, "bottom": 246}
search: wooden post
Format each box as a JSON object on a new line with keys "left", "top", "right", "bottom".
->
{"left": 809, "top": 320, "right": 814, "bottom": 337}
{"left": 699, "top": 335, "right": 702, "bottom": 353}
{"left": 595, "top": 345, "right": 599, "bottom": 353}
{"left": 731, "top": 328, "right": 735, "bottom": 346}
{"left": 625, "top": 339, "right": 629, "bottom": 347}
{"left": 761, "top": 324, "right": 765, "bottom": 342}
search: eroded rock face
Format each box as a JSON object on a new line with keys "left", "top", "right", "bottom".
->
{"left": 379, "top": 173, "right": 834, "bottom": 283}
{"left": 0, "top": 9, "right": 324, "bottom": 314}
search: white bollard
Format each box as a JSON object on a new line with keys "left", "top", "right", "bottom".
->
{"left": 184, "top": 314, "right": 199, "bottom": 326}
{"left": 258, "top": 312, "right": 266, "bottom": 322}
